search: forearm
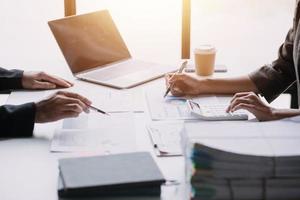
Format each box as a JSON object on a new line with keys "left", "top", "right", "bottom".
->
{"left": 199, "top": 75, "right": 259, "bottom": 95}
{"left": 271, "top": 108, "right": 300, "bottom": 120}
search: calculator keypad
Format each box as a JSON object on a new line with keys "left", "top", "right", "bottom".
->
{"left": 188, "top": 100, "right": 248, "bottom": 121}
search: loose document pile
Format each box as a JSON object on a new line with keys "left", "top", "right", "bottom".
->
{"left": 182, "top": 116, "right": 300, "bottom": 200}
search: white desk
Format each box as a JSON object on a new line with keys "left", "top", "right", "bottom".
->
{"left": 0, "top": 77, "right": 187, "bottom": 200}
{"left": 0, "top": 66, "right": 293, "bottom": 200}
{"left": 0, "top": 1, "right": 294, "bottom": 199}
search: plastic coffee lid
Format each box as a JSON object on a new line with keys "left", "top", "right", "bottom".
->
{"left": 194, "top": 45, "right": 216, "bottom": 54}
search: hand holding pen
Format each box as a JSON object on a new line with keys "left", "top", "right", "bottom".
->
{"left": 35, "top": 91, "right": 109, "bottom": 123}
{"left": 58, "top": 91, "right": 109, "bottom": 116}
{"left": 164, "top": 61, "right": 188, "bottom": 98}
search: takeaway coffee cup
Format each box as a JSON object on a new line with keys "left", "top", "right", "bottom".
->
{"left": 194, "top": 45, "right": 216, "bottom": 76}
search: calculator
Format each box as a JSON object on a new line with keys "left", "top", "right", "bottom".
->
{"left": 187, "top": 100, "right": 248, "bottom": 121}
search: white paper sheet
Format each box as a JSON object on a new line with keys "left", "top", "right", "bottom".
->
{"left": 184, "top": 117, "right": 300, "bottom": 157}
{"left": 267, "top": 138, "right": 300, "bottom": 156}
{"left": 192, "top": 138, "right": 275, "bottom": 157}
{"left": 144, "top": 115, "right": 300, "bottom": 158}
{"left": 5, "top": 90, "right": 50, "bottom": 105}
{"left": 184, "top": 121, "right": 264, "bottom": 139}
{"left": 145, "top": 86, "right": 234, "bottom": 120}
{"left": 6, "top": 89, "right": 143, "bottom": 112}
{"left": 69, "top": 86, "right": 143, "bottom": 112}
{"left": 0, "top": 94, "right": 9, "bottom": 106}
{"left": 145, "top": 88, "right": 196, "bottom": 120}
{"left": 148, "top": 95, "right": 195, "bottom": 120}
{"left": 51, "top": 113, "right": 136, "bottom": 154}
{"left": 147, "top": 122, "right": 184, "bottom": 156}
{"left": 260, "top": 119, "right": 300, "bottom": 138}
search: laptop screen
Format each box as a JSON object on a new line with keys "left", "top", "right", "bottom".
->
{"left": 48, "top": 10, "right": 131, "bottom": 74}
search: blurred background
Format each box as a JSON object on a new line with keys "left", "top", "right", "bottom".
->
{"left": 0, "top": 0, "right": 295, "bottom": 105}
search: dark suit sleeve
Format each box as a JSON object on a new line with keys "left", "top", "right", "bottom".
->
{"left": 0, "top": 68, "right": 35, "bottom": 137}
{"left": 0, "top": 103, "right": 36, "bottom": 138}
{"left": 0, "top": 67, "right": 24, "bottom": 90}
{"left": 249, "top": 29, "right": 296, "bottom": 103}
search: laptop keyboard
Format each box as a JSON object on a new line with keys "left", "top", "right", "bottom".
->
{"left": 81, "top": 60, "right": 155, "bottom": 81}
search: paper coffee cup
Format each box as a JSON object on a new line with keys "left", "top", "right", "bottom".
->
{"left": 194, "top": 45, "right": 216, "bottom": 76}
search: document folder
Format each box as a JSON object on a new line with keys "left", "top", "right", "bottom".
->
{"left": 58, "top": 152, "right": 165, "bottom": 198}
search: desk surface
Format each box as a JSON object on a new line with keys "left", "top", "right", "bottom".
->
{"left": 0, "top": 1, "right": 295, "bottom": 199}
{"left": 0, "top": 78, "right": 187, "bottom": 200}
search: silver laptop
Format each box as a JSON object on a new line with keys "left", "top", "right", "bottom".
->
{"left": 48, "top": 10, "right": 176, "bottom": 89}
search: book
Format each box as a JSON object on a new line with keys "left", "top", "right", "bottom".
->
{"left": 58, "top": 152, "right": 165, "bottom": 198}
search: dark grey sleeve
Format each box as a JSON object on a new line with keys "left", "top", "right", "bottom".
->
{"left": 0, "top": 67, "right": 24, "bottom": 90}
{"left": 249, "top": 29, "right": 296, "bottom": 103}
{"left": 0, "top": 103, "right": 36, "bottom": 138}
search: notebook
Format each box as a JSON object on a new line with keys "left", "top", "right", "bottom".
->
{"left": 58, "top": 152, "right": 165, "bottom": 197}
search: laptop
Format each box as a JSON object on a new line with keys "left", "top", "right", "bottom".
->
{"left": 48, "top": 10, "right": 177, "bottom": 89}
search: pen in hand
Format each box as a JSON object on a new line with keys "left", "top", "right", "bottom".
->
{"left": 164, "top": 61, "right": 188, "bottom": 98}
{"left": 89, "top": 105, "right": 110, "bottom": 116}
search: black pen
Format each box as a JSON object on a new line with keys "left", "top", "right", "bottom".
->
{"left": 164, "top": 61, "right": 188, "bottom": 98}
{"left": 89, "top": 105, "right": 110, "bottom": 115}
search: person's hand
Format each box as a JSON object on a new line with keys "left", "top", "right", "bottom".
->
{"left": 35, "top": 91, "right": 92, "bottom": 123}
{"left": 226, "top": 92, "right": 276, "bottom": 121}
{"left": 22, "top": 71, "right": 73, "bottom": 89}
{"left": 165, "top": 73, "right": 201, "bottom": 96}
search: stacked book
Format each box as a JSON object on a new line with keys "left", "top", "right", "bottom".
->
{"left": 185, "top": 143, "right": 300, "bottom": 200}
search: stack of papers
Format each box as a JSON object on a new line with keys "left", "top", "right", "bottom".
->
{"left": 182, "top": 116, "right": 300, "bottom": 200}
{"left": 190, "top": 177, "right": 300, "bottom": 200}
{"left": 191, "top": 143, "right": 300, "bottom": 179}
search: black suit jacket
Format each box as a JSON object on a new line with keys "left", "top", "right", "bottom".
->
{"left": 249, "top": 0, "right": 300, "bottom": 106}
{"left": 0, "top": 68, "right": 35, "bottom": 137}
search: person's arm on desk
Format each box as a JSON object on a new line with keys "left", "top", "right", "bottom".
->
{"left": 0, "top": 68, "right": 73, "bottom": 90}
{"left": 226, "top": 92, "right": 300, "bottom": 121}
{"left": 0, "top": 91, "right": 91, "bottom": 137}
{"left": 166, "top": 73, "right": 300, "bottom": 121}
{"left": 165, "top": 74, "right": 258, "bottom": 96}
{"left": 0, "top": 68, "right": 91, "bottom": 137}
{"left": 165, "top": 26, "right": 300, "bottom": 121}
{"left": 230, "top": 27, "right": 299, "bottom": 121}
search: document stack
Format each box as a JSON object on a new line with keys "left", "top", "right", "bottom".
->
{"left": 185, "top": 143, "right": 300, "bottom": 200}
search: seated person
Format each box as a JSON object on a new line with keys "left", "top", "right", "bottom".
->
{"left": 0, "top": 68, "right": 91, "bottom": 137}
{"left": 166, "top": 2, "right": 300, "bottom": 121}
